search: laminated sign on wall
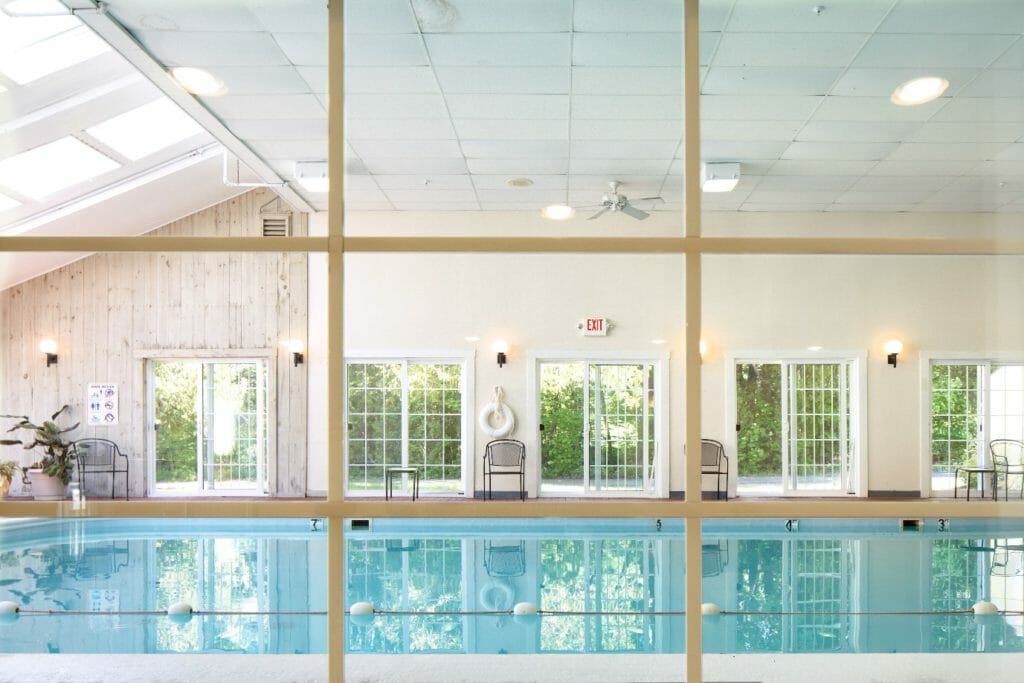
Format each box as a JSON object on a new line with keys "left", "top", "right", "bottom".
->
{"left": 87, "top": 383, "right": 118, "bottom": 426}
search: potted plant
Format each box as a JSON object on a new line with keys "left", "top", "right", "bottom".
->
{"left": 0, "top": 405, "right": 79, "bottom": 500}
{"left": 0, "top": 459, "right": 16, "bottom": 498}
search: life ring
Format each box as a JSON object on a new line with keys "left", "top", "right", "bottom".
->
{"left": 479, "top": 580, "right": 514, "bottom": 611}
{"left": 478, "top": 401, "right": 515, "bottom": 438}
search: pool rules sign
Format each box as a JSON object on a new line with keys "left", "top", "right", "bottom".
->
{"left": 577, "top": 317, "right": 612, "bottom": 336}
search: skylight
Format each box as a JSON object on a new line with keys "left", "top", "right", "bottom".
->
{"left": 0, "top": 192, "right": 20, "bottom": 212}
{"left": 0, "top": 13, "right": 109, "bottom": 85}
{"left": 0, "top": 136, "right": 120, "bottom": 200}
{"left": 86, "top": 98, "right": 204, "bottom": 161}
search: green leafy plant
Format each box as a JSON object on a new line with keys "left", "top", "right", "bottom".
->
{"left": 0, "top": 459, "right": 17, "bottom": 483}
{"left": 0, "top": 405, "right": 79, "bottom": 485}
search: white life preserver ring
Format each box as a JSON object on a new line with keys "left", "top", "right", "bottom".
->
{"left": 479, "top": 581, "right": 515, "bottom": 611}
{"left": 478, "top": 401, "right": 515, "bottom": 438}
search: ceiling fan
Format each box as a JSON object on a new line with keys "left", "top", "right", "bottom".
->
{"left": 586, "top": 181, "right": 663, "bottom": 221}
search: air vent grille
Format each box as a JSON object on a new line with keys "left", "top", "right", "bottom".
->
{"left": 262, "top": 214, "right": 291, "bottom": 237}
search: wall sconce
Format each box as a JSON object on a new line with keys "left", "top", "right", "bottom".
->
{"left": 884, "top": 339, "right": 903, "bottom": 368}
{"left": 698, "top": 338, "right": 708, "bottom": 361}
{"left": 39, "top": 339, "right": 58, "bottom": 367}
{"left": 493, "top": 339, "right": 509, "bottom": 368}
{"left": 284, "top": 339, "right": 304, "bottom": 366}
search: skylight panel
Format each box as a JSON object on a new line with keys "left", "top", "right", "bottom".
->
{"left": 86, "top": 98, "right": 204, "bottom": 161}
{"left": 0, "top": 192, "right": 19, "bottom": 212}
{"left": 0, "top": 136, "right": 120, "bottom": 200}
{"left": 0, "top": 17, "right": 109, "bottom": 85}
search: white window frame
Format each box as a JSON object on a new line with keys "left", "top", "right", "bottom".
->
{"left": 527, "top": 350, "right": 670, "bottom": 499}
{"left": 725, "top": 350, "right": 868, "bottom": 498}
{"left": 343, "top": 350, "right": 475, "bottom": 497}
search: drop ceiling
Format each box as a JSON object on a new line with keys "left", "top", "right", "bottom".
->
{"left": 23, "top": 0, "right": 1024, "bottom": 218}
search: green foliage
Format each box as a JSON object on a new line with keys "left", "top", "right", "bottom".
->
{"left": 736, "top": 364, "right": 782, "bottom": 476}
{"left": 540, "top": 364, "right": 585, "bottom": 480}
{"left": 930, "top": 365, "right": 979, "bottom": 469}
{"left": 0, "top": 405, "right": 79, "bottom": 485}
{"left": 154, "top": 362, "right": 199, "bottom": 483}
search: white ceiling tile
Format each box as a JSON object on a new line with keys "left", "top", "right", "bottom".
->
{"left": 700, "top": 140, "right": 790, "bottom": 160}
{"left": 384, "top": 189, "right": 478, "bottom": 203}
{"left": 107, "top": 1, "right": 264, "bottom": 31}
{"left": 272, "top": 33, "right": 327, "bottom": 66}
{"left": 391, "top": 202, "right": 480, "bottom": 210}
{"left": 572, "top": 119, "right": 682, "bottom": 140}
{"left": 701, "top": 95, "right": 822, "bottom": 121}
{"left": 825, "top": 203, "right": 916, "bottom": 212}
{"left": 345, "top": 94, "right": 449, "bottom": 119}
{"left": 249, "top": 139, "right": 326, "bottom": 159}
{"left": 830, "top": 67, "right": 979, "bottom": 97}
{"left": 205, "top": 65, "right": 311, "bottom": 95}
{"left": 769, "top": 160, "right": 878, "bottom": 176}
{"left": 850, "top": 176, "right": 957, "bottom": 193}
{"left": 712, "top": 33, "right": 867, "bottom": 68}
{"left": 467, "top": 158, "right": 569, "bottom": 174}
{"left": 700, "top": 1, "right": 733, "bottom": 32}
{"left": 701, "top": 120, "right": 802, "bottom": 141}
{"left": 782, "top": 142, "right": 897, "bottom": 161}
{"left": 703, "top": 67, "right": 842, "bottom": 96}
{"left": 572, "top": 67, "right": 684, "bottom": 95}
{"left": 931, "top": 98, "right": 1024, "bottom": 123}
{"left": 475, "top": 189, "right": 569, "bottom": 204}
{"left": 296, "top": 66, "right": 326, "bottom": 93}
{"left": 700, "top": 32, "right": 721, "bottom": 66}
{"left": 726, "top": 0, "right": 893, "bottom": 32}
{"left": 346, "top": 118, "right": 456, "bottom": 140}
{"left": 667, "top": 160, "right": 684, "bottom": 175}
{"left": 345, "top": 67, "right": 439, "bottom": 94}
{"left": 375, "top": 175, "right": 474, "bottom": 190}
{"left": 134, "top": 31, "right": 289, "bottom": 66}
{"left": 915, "top": 191, "right": 1017, "bottom": 208}
{"left": 870, "top": 160, "right": 978, "bottom": 176}
{"left": 743, "top": 190, "right": 841, "bottom": 204}
{"left": 226, "top": 119, "right": 328, "bottom": 140}
{"left": 957, "top": 70, "right": 1024, "bottom": 98}
{"left": 446, "top": 94, "right": 568, "bottom": 119}
{"left": 349, "top": 140, "right": 463, "bottom": 158}
{"left": 340, "top": 188, "right": 389, "bottom": 203}
{"left": 434, "top": 67, "right": 568, "bottom": 94}
{"left": 991, "top": 41, "right": 1024, "bottom": 69}
{"left": 453, "top": 119, "right": 568, "bottom": 140}
{"left": 755, "top": 175, "right": 858, "bottom": 192}
{"left": 573, "top": 95, "right": 682, "bottom": 119}
{"left": 248, "top": 0, "right": 327, "bottom": 33}
{"left": 966, "top": 160, "right": 1024, "bottom": 176}
{"left": 342, "top": 0, "right": 418, "bottom": 33}
{"left": 574, "top": 0, "right": 682, "bottom": 32}
{"left": 796, "top": 121, "right": 923, "bottom": 143}
{"left": 345, "top": 35, "right": 428, "bottom": 66}
{"left": 812, "top": 96, "right": 941, "bottom": 121}
{"left": 205, "top": 94, "right": 325, "bottom": 119}
{"left": 569, "top": 175, "right": 666, "bottom": 189}
{"left": 472, "top": 175, "right": 567, "bottom": 190}
{"left": 836, "top": 189, "right": 935, "bottom": 204}
{"left": 878, "top": 0, "right": 1024, "bottom": 34}
{"left": 339, "top": 175, "right": 381, "bottom": 190}
{"left": 995, "top": 144, "right": 1024, "bottom": 161}
{"left": 853, "top": 34, "right": 1016, "bottom": 68}
{"left": 425, "top": 34, "right": 569, "bottom": 67}
{"left": 940, "top": 176, "right": 1024, "bottom": 193}
{"left": 887, "top": 142, "right": 1009, "bottom": 161}
{"left": 427, "top": 0, "right": 571, "bottom": 32}
{"left": 572, "top": 140, "right": 679, "bottom": 159}
{"left": 363, "top": 158, "right": 469, "bottom": 174}
{"left": 571, "top": 159, "right": 672, "bottom": 175}
{"left": 573, "top": 34, "right": 682, "bottom": 66}
{"left": 315, "top": 93, "right": 329, "bottom": 109}
{"left": 462, "top": 140, "right": 570, "bottom": 159}
{"left": 741, "top": 203, "right": 830, "bottom": 212}
{"left": 908, "top": 122, "right": 1024, "bottom": 143}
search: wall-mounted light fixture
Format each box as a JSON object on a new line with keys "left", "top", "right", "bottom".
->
{"left": 39, "top": 339, "right": 58, "bottom": 367}
{"left": 493, "top": 339, "right": 509, "bottom": 368}
{"left": 284, "top": 339, "right": 304, "bottom": 366}
{"left": 884, "top": 339, "right": 903, "bottom": 368}
{"left": 699, "top": 338, "right": 708, "bottom": 361}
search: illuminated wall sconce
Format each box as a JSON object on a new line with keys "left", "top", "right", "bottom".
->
{"left": 39, "top": 339, "right": 58, "bottom": 367}
{"left": 884, "top": 339, "right": 903, "bottom": 368}
{"left": 284, "top": 339, "right": 304, "bottom": 366}
{"left": 698, "top": 338, "right": 708, "bottom": 361}
{"left": 493, "top": 339, "right": 509, "bottom": 368}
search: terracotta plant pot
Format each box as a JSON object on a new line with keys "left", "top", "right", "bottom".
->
{"left": 0, "top": 477, "right": 9, "bottom": 498}
{"left": 26, "top": 469, "right": 68, "bottom": 500}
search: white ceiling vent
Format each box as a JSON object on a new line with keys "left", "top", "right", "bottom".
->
{"left": 260, "top": 195, "right": 292, "bottom": 237}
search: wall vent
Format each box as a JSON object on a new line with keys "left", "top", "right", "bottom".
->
{"left": 262, "top": 214, "right": 291, "bottom": 237}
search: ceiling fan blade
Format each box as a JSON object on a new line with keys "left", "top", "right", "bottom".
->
{"left": 632, "top": 196, "right": 664, "bottom": 203}
{"left": 620, "top": 204, "right": 650, "bottom": 220}
{"left": 587, "top": 207, "right": 610, "bottom": 221}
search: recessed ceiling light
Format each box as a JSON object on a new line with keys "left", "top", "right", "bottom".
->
{"left": 86, "top": 98, "right": 203, "bottom": 161}
{"left": 807, "top": 345, "right": 823, "bottom": 351}
{"left": 0, "top": 136, "right": 119, "bottom": 200}
{"left": 540, "top": 204, "right": 575, "bottom": 220}
{"left": 169, "top": 66, "right": 226, "bottom": 96}
{"left": 891, "top": 76, "right": 949, "bottom": 106}
{"left": 506, "top": 177, "right": 533, "bottom": 188}
{"left": 701, "top": 162, "right": 740, "bottom": 193}
{"left": 0, "top": 192, "right": 20, "bottom": 212}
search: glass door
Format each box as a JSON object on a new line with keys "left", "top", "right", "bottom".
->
{"left": 784, "top": 362, "right": 852, "bottom": 494}
{"left": 150, "top": 359, "right": 269, "bottom": 494}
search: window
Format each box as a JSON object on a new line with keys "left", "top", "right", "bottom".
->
{"left": 345, "top": 359, "right": 467, "bottom": 495}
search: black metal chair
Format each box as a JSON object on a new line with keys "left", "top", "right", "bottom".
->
{"left": 701, "top": 438, "right": 729, "bottom": 500}
{"left": 991, "top": 439, "right": 1024, "bottom": 500}
{"left": 482, "top": 439, "right": 526, "bottom": 500}
{"left": 72, "top": 438, "right": 129, "bottom": 500}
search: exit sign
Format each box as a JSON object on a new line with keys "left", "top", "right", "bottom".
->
{"left": 577, "top": 317, "right": 611, "bottom": 337}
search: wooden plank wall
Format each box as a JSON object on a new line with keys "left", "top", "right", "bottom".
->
{"left": 0, "top": 189, "right": 309, "bottom": 497}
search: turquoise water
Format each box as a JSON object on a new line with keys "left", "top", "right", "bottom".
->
{"left": 2, "top": 518, "right": 1024, "bottom": 655}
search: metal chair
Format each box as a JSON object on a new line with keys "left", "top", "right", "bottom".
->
{"left": 72, "top": 438, "right": 129, "bottom": 500}
{"left": 701, "top": 438, "right": 729, "bottom": 500}
{"left": 482, "top": 439, "right": 526, "bottom": 500}
{"left": 991, "top": 439, "right": 1024, "bottom": 500}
